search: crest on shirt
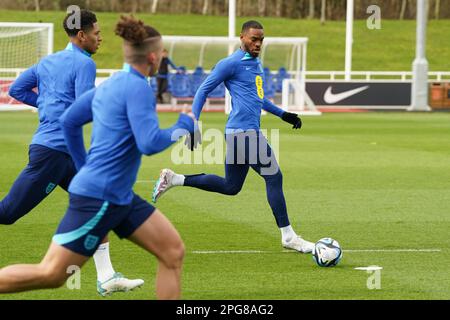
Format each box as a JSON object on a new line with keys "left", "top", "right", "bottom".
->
{"left": 84, "top": 234, "right": 99, "bottom": 251}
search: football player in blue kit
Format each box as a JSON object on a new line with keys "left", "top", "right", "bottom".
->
{"left": 0, "top": 15, "right": 191, "bottom": 297}
{"left": 152, "top": 21, "right": 314, "bottom": 253}
{"left": 4, "top": 10, "right": 143, "bottom": 296}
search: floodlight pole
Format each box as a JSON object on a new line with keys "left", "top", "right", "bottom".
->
{"left": 225, "top": 0, "right": 236, "bottom": 114}
{"left": 345, "top": 0, "right": 354, "bottom": 81}
{"left": 409, "top": 0, "right": 431, "bottom": 111}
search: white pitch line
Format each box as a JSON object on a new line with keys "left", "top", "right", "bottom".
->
{"left": 344, "top": 249, "right": 441, "bottom": 253}
{"left": 191, "top": 249, "right": 442, "bottom": 254}
{"left": 193, "top": 250, "right": 268, "bottom": 254}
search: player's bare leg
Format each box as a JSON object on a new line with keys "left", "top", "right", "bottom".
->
{"left": 127, "top": 209, "right": 184, "bottom": 300}
{"left": 0, "top": 242, "right": 88, "bottom": 293}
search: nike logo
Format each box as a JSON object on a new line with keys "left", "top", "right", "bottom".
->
{"left": 245, "top": 67, "right": 252, "bottom": 70}
{"left": 323, "top": 85, "right": 369, "bottom": 104}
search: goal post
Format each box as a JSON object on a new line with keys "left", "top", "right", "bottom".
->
{"left": 0, "top": 22, "right": 53, "bottom": 111}
{"left": 162, "top": 35, "right": 320, "bottom": 115}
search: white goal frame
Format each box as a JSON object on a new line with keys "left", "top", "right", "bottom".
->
{"left": 0, "top": 22, "right": 54, "bottom": 56}
{"left": 0, "top": 22, "right": 53, "bottom": 111}
{"left": 162, "top": 36, "right": 320, "bottom": 115}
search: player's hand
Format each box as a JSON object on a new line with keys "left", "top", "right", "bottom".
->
{"left": 281, "top": 112, "right": 302, "bottom": 129}
{"left": 184, "top": 119, "right": 202, "bottom": 151}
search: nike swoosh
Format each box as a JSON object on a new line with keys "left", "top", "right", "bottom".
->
{"left": 323, "top": 85, "right": 369, "bottom": 104}
{"left": 245, "top": 67, "right": 251, "bottom": 70}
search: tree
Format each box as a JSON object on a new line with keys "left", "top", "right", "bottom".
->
{"left": 51, "top": 0, "right": 60, "bottom": 10}
{"left": 276, "top": 0, "right": 283, "bottom": 17}
{"left": 131, "top": 0, "right": 140, "bottom": 14}
{"left": 237, "top": 0, "right": 243, "bottom": 16}
{"left": 258, "top": 0, "right": 266, "bottom": 17}
{"left": 435, "top": 0, "right": 441, "bottom": 19}
{"left": 308, "top": 0, "right": 315, "bottom": 19}
{"left": 320, "top": 0, "right": 326, "bottom": 25}
{"left": 202, "top": 0, "right": 209, "bottom": 15}
{"left": 151, "top": 0, "right": 158, "bottom": 14}
{"left": 399, "top": 0, "right": 407, "bottom": 20}
{"left": 34, "top": 0, "right": 40, "bottom": 11}
{"left": 110, "top": 0, "right": 118, "bottom": 12}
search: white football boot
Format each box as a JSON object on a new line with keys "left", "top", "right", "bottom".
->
{"left": 282, "top": 236, "right": 315, "bottom": 254}
{"left": 152, "top": 169, "right": 175, "bottom": 203}
{"left": 97, "top": 272, "right": 144, "bottom": 296}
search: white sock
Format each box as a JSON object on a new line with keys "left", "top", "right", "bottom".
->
{"left": 280, "top": 225, "right": 297, "bottom": 243}
{"left": 93, "top": 242, "right": 116, "bottom": 283}
{"left": 171, "top": 173, "right": 185, "bottom": 186}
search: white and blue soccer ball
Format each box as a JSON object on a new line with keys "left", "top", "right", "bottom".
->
{"left": 312, "top": 238, "right": 343, "bottom": 267}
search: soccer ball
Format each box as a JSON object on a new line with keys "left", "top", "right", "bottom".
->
{"left": 312, "top": 238, "right": 343, "bottom": 267}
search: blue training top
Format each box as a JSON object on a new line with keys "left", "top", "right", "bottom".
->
{"left": 191, "top": 49, "right": 285, "bottom": 131}
{"left": 8, "top": 42, "right": 96, "bottom": 154}
{"left": 60, "top": 64, "right": 194, "bottom": 205}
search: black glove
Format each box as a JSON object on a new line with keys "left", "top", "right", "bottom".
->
{"left": 185, "top": 123, "right": 202, "bottom": 151}
{"left": 281, "top": 112, "right": 302, "bottom": 129}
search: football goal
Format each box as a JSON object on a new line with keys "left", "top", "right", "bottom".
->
{"left": 162, "top": 35, "right": 320, "bottom": 115}
{"left": 0, "top": 22, "right": 53, "bottom": 111}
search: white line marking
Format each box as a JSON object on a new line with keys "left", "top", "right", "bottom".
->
{"left": 355, "top": 266, "right": 383, "bottom": 271}
{"left": 193, "top": 250, "right": 268, "bottom": 254}
{"left": 191, "top": 249, "right": 442, "bottom": 254}
{"left": 345, "top": 249, "right": 441, "bottom": 253}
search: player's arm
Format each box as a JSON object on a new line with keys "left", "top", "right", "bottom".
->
{"left": 262, "top": 98, "right": 302, "bottom": 129}
{"left": 74, "top": 59, "right": 96, "bottom": 98}
{"left": 167, "top": 58, "right": 177, "bottom": 69}
{"left": 127, "top": 81, "right": 194, "bottom": 156}
{"left": 191, "top": 59, "right": 234, "bottom": 120}
{"left": 8, "top": 65, "right": 38, "bottom": 107}
{"left": 185, "top": 59, "right": 234, "bottom": 150}
{"left": 60, "top": 88, "right": 95, "bottom": 170}
{"left": 262, "top": 98, "right": 285, "bottom": 117}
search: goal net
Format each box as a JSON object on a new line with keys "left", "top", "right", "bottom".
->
{"left": 0, "top": 23, "right": 53, "bottom": 111}
{"left": 162, "top": 36, "right": 320, "bottom": 115}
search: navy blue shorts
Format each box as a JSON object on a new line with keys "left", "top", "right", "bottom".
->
{"left": 225, "top": 130, "right": 280, "bottom": 176}
{"left": 53, "top": 193, "right": 155, "bottom": 256}
{"left": 0, "top": 144, "right": 77, "bottom": 225}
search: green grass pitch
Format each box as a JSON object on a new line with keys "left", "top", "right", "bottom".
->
{"left": 0, "top": 111, "right": 449, "bottom": 300}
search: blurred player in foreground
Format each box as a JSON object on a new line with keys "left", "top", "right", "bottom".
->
{"left": 0, "top": 15, "right": 195, "bottom": 299}
{"left": 4, "top": 9, "right": 143, "bottom": 295}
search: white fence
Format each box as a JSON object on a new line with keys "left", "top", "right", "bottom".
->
{"left": 1, "top": 69, "right": 449, "bottom": 112}
{"left": 304, "top": 71, "right": 450, "bottom": 82}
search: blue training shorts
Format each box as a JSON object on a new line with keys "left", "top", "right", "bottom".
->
{"left": 53, "top": 193, "right": 155, "bottom": 256}
{"left": 0, "top": 144, "right": 77, "bottom": 225}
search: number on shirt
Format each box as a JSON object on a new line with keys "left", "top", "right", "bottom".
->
{"left": 255, "top": 75, "right": 264, "bottom": 99}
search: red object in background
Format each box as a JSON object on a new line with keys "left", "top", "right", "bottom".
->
{"left": 0, "top": 80, "right": 38, "bottom": 105}
{"left": 429, "top": 82, "right": 445, "bottom": 109}
{"left": 0, "top": 80, "right": 19, "bottom": 104}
